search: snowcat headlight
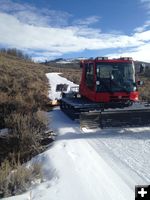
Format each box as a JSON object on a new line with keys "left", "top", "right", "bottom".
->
{"left": 96, "top": 81, "right": 100, "bottom": 85}
{"left": 133, "top": 86, "right": 137, "bottom": 91}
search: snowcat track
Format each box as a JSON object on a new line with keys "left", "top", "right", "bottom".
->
{"left": 60, "top": 99, "right": 80, "bottom": 120}
{"left": 80, "top": 109, "right": 150, "bottom": 129}
{"left": 60, "top": 98, "right": 150, "bottom": 129}
{"left": 80, "top": 112, "right": 101, "bottom": 129}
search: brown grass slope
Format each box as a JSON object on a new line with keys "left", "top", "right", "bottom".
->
{"left": 138, "top": 69, "right": 150, "bottom": 102}
{"left": 0, "top": 52, "right": 49, "bottom": 164}
{"left": 0, "top": 53, "right": 49, "bottom": 126}
{"left": 0, "top": 51, "right": 51, "bottom": 198}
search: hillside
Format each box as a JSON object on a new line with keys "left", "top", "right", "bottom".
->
{"left": 0, "top": 52, "right": 52, "bottom": 197}
{"left": 0, "top": 52, "right": 49, "bottom": 127}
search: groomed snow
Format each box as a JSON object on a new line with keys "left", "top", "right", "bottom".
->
{"left": 5, "top": 73, "right": 150, "bottom": 200}
{"left": 46, "top": 73, "right": 78, "bottom": 100}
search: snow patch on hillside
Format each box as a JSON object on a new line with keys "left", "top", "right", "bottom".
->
{"left": 46, "top": 73, "right": 78, "bottom": 100}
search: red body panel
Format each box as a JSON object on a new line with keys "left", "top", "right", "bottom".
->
{"left": 80, "top": 81, "right": 139, "bottom": 102}
{"left": 79, "top": 58, "right": 139, "bottom": 103}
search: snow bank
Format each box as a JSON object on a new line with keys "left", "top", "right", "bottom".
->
{"left": 46, "top": 73, "right": 78, "bottom": 100}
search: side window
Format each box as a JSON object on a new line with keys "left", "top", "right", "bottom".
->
{"left": 85, "top": 63, "right": 94, "bottom": 88}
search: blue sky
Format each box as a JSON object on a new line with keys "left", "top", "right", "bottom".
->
{"left": 0, "top": 0, "right": 150, "bottom": 61}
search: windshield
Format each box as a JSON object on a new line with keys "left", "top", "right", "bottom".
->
{"left": 96, "top": 62, "right": 136, "bottom": 92}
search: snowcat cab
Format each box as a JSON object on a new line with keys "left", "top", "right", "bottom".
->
{"left": 60, "top": 57, "right": 150, "bottom": 129}
{"left": 80, "top": 57, "right": 138, "bottom": 107}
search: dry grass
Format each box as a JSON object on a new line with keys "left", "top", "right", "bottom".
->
{"left": 42, "top": 61, "right": 82, "bottom": 84}
{"left": 59, "top": 69, "right": 81, "bottom": 84}
{"left": 0, "top": 51, "right": 49, "bottom": 198}
{"left": 0, "top": 53, "right": 48, "bottom": 112}
{"left": 138, "top": 68, "right": 150, "bottom": 102}
{"left": 0, "top": 158, "right": 42, "bottom": 198}
{"left": 0, "top": 51, "right": 49, "bottom": 162}
{"left": 4, "top": 111, "right": 48, "bottom": 162}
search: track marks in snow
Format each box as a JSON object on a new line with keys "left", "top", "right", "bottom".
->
{"left": 46, "top": 108, "right": 150, "bottom": 200}
{"left": 89, "top": 130, "right": 150, "bottom": 183}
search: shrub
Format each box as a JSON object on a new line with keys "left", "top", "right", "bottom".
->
{"left": 4, "top": 111, "right": 48, "bottom": 162}
{"left": 0, "top": 48, "right": 32, "bottom": 61}
{"left": 0, "top": 158, "right": 42, "bottom": 198}
{"left": 0, "top": 50, "right": 49, "bottom": 163}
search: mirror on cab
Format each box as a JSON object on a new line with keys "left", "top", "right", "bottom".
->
{"left": 139, "top": 63, "right": 145, "bottom": 73}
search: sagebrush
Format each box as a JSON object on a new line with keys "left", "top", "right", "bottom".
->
{"left": 0, "top": 158, "right": 42, "bottom": 198}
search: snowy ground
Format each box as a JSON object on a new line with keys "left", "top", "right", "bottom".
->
{"left": 46, "top": 73, "right": 78, "bottom": 100}
{"left": 5, "top": 73, "right": 150, "bottom": 200}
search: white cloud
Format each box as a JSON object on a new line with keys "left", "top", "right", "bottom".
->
{"left": 134, "top": 1, "right": 150, "bottom": 32}
{"left": 134, "top": 20, "right": 150, "bottom": 32}
{"left": 0, "top": 12, "right": 150, "bottom": 61}
{"left": 0, "top": 0, "right": 150, "bottom": 62}
{"left": 31, "top": 51, "right": 63, "bottom": 62}
{"left": 107, "top": 43, "right": 150, "bottom": 62}
{"left": 0, "top": 0, "right": 70, "bottom": 27}
{"left": 0, "top": 13, "right": 144, "bottom": 47}
{"left": 74, "top": 16, "right": 100, "bottom": 26}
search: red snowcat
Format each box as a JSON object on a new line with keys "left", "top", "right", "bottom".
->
{"left": 60, "top": 57, "right": 150, "bottom": 129}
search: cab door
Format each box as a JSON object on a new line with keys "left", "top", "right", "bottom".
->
{"left": 83, "top": 62, "right": 96, "bottom": 101}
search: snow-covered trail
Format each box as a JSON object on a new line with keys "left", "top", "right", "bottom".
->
{"left": 49, "top": 109, "right": 132, "bottom": 200}
{"left": 5, "top": 107, "right": 150, "bottom": 200}
{"left": 48, "top": 107, "right": 150, "bottom": 200}
{"left": 46, "top": 73, "right": 78, "bottom": 100}
{"left": 87, "top": 129, "right": 150, "bottom": 183}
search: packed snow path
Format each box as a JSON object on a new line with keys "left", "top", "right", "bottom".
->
{"left": 48, "top": 108, "right": 150, "bottom": 200}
